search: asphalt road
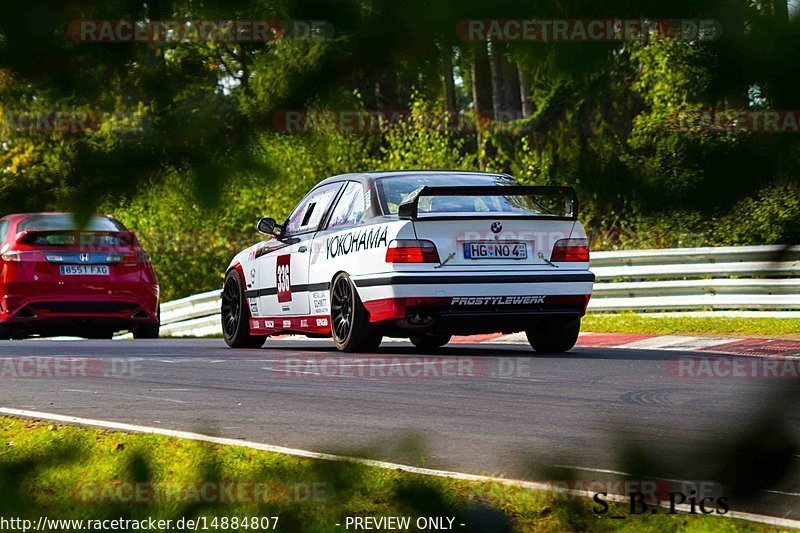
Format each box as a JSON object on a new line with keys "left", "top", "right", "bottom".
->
{"left": 0, "top": 338, "right": 797, "bottom": 520}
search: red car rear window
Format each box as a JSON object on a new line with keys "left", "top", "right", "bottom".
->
{"left": 18, "top": 215, "right": 125, "bottom": 232}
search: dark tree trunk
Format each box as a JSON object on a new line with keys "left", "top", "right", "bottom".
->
{"left": 375, "top": 68, "right": 398, "bottom": 110}
{"left": 471, "top": 41, "right": 493, "bottom": 121}
{"left": 519, "top": 66, "right": 532, "bottom": 118}
{"left": 488, "top": 42, "right": 504, "bottom": 120}
{"left": 773, "top": 0, "right": 788, "bottom": 21}
{"left": 471, "top": 40, "right": 494, "bottom": 169}
{"left": 442, "top": 46, "right": 456, "bottom": 114}
{"left": 489, "top": 43, "right": 522, "bottom": 121}
{"left": 501, "top": 56, "right": 522, "bottom": 121}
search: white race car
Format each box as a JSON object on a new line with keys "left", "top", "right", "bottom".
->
{"left": 222, "top": 171, "right": 594, "bottom": 352}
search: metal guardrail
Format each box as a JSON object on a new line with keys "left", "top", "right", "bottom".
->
{"left": 160, "top": 291, "right": 221, "bottom": 337}
{"left": 588, "top": 244, "right": 800, "bottom": 311}
{"left": 160, "top": 245, "right": 800, "bottom": 336}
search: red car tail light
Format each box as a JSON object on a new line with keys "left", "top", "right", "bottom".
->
{"left": 550, "top": 238, "right": 590, "bottom": 262}
{"left": 107, "top": 251, "right": 151, "bottom": 263}
{"left": 1, "top": 251, "right": 47, "bottom": 262}
{"left": 386, "top": 240, "right": 440, "bottom": 263}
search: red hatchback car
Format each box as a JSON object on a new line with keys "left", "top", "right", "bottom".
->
{"left": 0, "top": 213, "right": 160, "bottom": 339}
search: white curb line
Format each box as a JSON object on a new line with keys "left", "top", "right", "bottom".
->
{"left": 1, "top": 408, "right": 797, "bottom": 530}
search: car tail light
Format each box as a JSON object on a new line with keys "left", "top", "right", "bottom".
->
{"left": 107, "top": 251, "right": 151, "bottom": 263}
{"left": 1, "top": 251, "right": 47, "bottom": 262}
{"left": 550, "top": 238, "right": 589, "bottom": 262}
{"left": 386, "top": 240, "right": 440, "bottom": 263}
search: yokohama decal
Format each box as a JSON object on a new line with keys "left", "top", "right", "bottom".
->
{"left": 326, "top": 225, "right": 388, "bottom": 258}
{"left": 276, "top": 255, "right": 291, "bottom": 302}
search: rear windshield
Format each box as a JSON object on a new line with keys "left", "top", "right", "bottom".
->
{"left": 375, "top": 174, "right": 562, "bottom": 216}
{"left": 17, "top": 215, "right": 128, "bottom": 247}
{"left": 18, "top": 215, "right": 125, "bottom": 232}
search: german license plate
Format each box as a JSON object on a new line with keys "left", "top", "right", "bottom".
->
{"left": 463, "top": 242, "right": 528, "bottom": 259}
{"left": 60, "top": 265, "right": 110, "bottom": 276}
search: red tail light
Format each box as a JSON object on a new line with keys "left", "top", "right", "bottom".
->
{"left": 108, "top": 251, "right": 151, "bottom": 263}
{"left": 550, "top": 238, "right": 589, "bottom": 262}
{"left": 386, "top": 240, "right": 440, "bottom": 263}
{"left": 1, "top": 251, "right": 47, "bottom": 262}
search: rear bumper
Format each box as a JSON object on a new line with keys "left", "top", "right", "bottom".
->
{"left": 0, "top": 282, "right": 160, "bottom": 325}
{"left": 354, "top": 271, "right": 594, "bottom": 326}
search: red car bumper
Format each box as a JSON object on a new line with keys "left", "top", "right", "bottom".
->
{"left": 0, "top": 281, "right": 159, "bottom": 332}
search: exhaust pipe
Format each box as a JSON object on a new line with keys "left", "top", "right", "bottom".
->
{"left": 15, "top": 307, "right": 38, "bottom": 319}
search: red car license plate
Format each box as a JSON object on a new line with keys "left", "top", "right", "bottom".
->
{"left": 60, "top": 265, "right": 110, "bottom": 275}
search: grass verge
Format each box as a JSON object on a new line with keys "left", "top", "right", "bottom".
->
{"left": 582, "top": 314, "right": 800, "bottom": 338}
{"left": 0, "top": 416, "right": 780, "bottom": 532}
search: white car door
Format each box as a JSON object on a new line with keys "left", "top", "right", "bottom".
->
{"left": 309, "top": 180, "right": 372, "bottom": 298}
{"left": 257, "top": 182, "right": 343, "bottom": 317}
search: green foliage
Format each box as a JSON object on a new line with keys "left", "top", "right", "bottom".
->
{"left": 370, "top": 99, "right": 477, "bottom": 171}
{"left": 712, "top": 181, "right": 800, "bottom": 245}
{"left": 586, "top": 209, "right": 710, "bottom": 250}
{"left": 107, "top": 172, "right": 236, "bottom": 302}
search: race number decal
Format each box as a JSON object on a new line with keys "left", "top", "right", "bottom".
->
{"left": 276, "top": 255, "right": 292, "bottom": 302}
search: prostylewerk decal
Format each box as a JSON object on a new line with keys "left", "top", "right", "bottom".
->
{"left": 326, "top": 225, "right": 388, "bottom": 258}
{"left": 451, "top": 296, "right": 546, "bottom": 306}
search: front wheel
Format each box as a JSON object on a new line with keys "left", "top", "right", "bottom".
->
{"left": 330, "top": 273, "right": 382, "bottom": 352}
{"left": 222, "top": 270, "right": 267, "bottom": 348}
{"left": 526, "top": 318, "right": 581, "bottom": 353}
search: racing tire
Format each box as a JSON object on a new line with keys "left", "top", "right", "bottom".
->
{"left": 409, "top": 332, "right": 452, "bottom": 350}
{"left": 330, "top": 272, "right": 382, "bottom": 353}
{"left": 526, "top": 318, "right": 581, "bottom": 353}
{"left": 135, "top": 322, "right": 160, "bottom": 339}
{"left": 222, "top": 270, "right": 267, "bottom": 349}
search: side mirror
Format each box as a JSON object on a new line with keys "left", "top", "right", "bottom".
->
{"left": 257, "top": 217, "right": 284, "bottom": 238}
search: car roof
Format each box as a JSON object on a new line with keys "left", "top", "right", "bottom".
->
{"left": 314, "top": 170, "right": 514, "bottom": 189}
{"left": 0, "top": 213, "right": 114, "bottom": 221}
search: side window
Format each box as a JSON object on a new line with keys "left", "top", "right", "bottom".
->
{"left": 284, "top": 182, "right": 342, "bottom": 235}
{"left": 327, "top": 182, "right": 366, "bottom": 229}
{"left": 0, "top": 221, "right": 8, "bottom": 242}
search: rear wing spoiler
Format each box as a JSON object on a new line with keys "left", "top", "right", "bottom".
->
{"left": 15, "top": 230, "right": 137, "bottom": 246}
{"left": 397, "top": 185, "right": 578, "bottom": 220}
